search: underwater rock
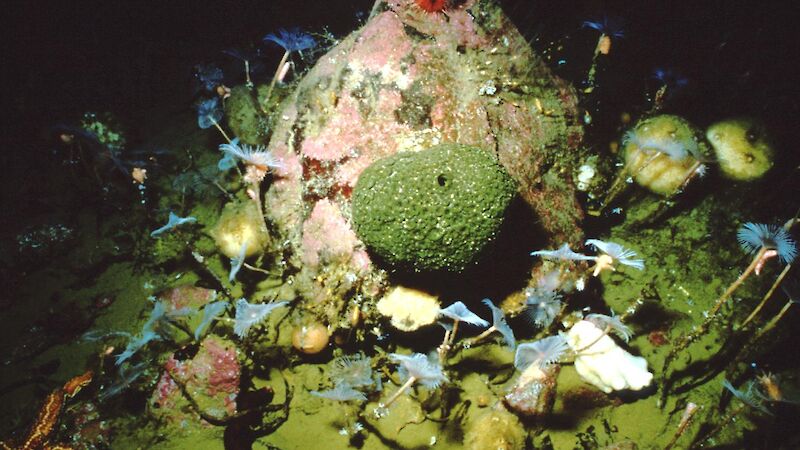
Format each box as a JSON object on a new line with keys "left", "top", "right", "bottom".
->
{"left": 149, "top": 335, "right": 240, "bottom": 424}
{"left": 262, "top": 0, "right": 585, "bottom": 321}
{"left": 352, "top": 143, "right": 517, "bottom": 271}
{"left": 464, "top": 402, "right": 526, "bottom": 450}
{"left": 300, "top": 199, "right": 364, "bottom": 270}
{"left": 159, "top": 285, "right": 217, "bottom": 311}
{"left": 504, "top": 363, "right": 560, "bottom": 418}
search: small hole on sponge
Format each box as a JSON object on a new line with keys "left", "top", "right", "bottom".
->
{"left": 437, "top": 174, "right": 447, "bottom": 186}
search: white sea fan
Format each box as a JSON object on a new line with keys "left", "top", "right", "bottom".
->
{"left": 586, "top": 239, "right": 645, "bottom": 270}
{"left": 233, "top": 298, "right": 288, "bottom": 338}
{"left": 622, "top": 128, "right": 700, "bottom": 160}
{"left": 737, "top": 222, "right": 797, "bottom": 264}
{"left": 439, "top": 301, "right": 489, "bottom": 327}
{"left": 585, "top": 313, "right": 632, "bottom": 342}
{"left": 150, "top": 211, "right": 197, "bottom": 237}
{"left": 330, "top": 353, "right": 374, "bottom": 388}
{"left": 722, "top": 379, "right": 772, "bottom": 415}
{"left": 229, "top": 240, "right": 248, "bottom": 282}
{"left": 219, "top": 139, "right": 282, "bottom": 170}
{"left": 524, "top": 286, "right": 562, "bottom": 327}
{"left": 194, "top": 301, "right": 227, "bottom": 341}
{"left": 514, "top": 335, "right": 569, "bottom": 371}
{"left": 390, "top": 353, "right": 448, "bottom": 389}
{"left": 310, "top": 383, "right": 367, "bottom": 402}
{"left": 531, "top": 243, "right": 594, "bottom": 261}
{"left": 481, "top": 299, "right": 516, "bottom": 349}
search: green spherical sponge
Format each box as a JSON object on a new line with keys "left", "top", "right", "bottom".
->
{"left": 352, "top": 144, "right": 517, "bottom": 272}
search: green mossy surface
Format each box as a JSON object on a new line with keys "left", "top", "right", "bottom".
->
{"left": 224, "top": 84, "right": 290, "bottom": 145}
{"left": 224, "top": 85, "right": 271, "bottom": 145}
{"left": 352, "top": 143, "right": 518, "bottom": 272}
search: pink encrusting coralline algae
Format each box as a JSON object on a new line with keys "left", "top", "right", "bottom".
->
{"left": 160, "top": 285, "right": 217, "bottom": 311}
{"left": 301, "top": 199, "right": 365, "bottom": 270}
{"left": 150, "top": 335, "right": 240, "bottom": 424}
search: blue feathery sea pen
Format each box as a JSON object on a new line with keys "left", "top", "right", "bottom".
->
{"left": 197, "top": 97, "right": 223, "bottom": 129}
{"left": 390, "top": 353, "right": 448, "bottom": 389}
{"left": 439, "top": 301, "right": 489, "bottom": 327}
{"left": 586, "top": 313, "right": 632, "bottom": 342}
{"left": 722, "top": 379, "right": 772, "bottom": 415}
{"left": 263, "top": 28, "right": 317, "bottom": 53}
{"left": 194, "top": 64, "right": 224, "bottom": 91}
{"left": 150, "top": 212, "right": 197, "bottom": 237}
{"left": 582, "top": 15, "right": 625, "bottom": 38}
{"left": 330, "top": 353, "right": 375, "bottom": 388}
{"left": 194, "top": 301, "right": 227, "bottom": 341}
{"left": 524, "top": 286, "right": 562, "bottom": 328}
{"left": 229, "top": 241, "right": 248, "bottom": 282}
{"left": 586, "top": 239, "right": 645, "bottom": 270}
{"left": 737, "top": 222, "right": 797, "bottom": 264}
{"left": 481, "top": 299, "right": 516, "bottom": 349}
{"left": 514, "top": 335, "right": 569, "bottom": 372}
{"left": 219, "top": 139, "right": 282, "bottom": 169}
{"left": 531, "top": 243, "right": 594, "bottom": 261}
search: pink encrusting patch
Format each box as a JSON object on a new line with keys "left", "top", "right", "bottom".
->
{"left": 301, "top": 99, "right": 363, "bottom": 161}
{"left": 332, "top": 91, "right": 406, "bottom": 188}
{"left": 350, "top": 12, "right": 413, "bottom": 73}
{"left": 152, "top": 371, "right": 180, "bottom": 410}
{"left": 271, "top": 142, "right": 302, "bottom": 180}
{"left": 301, "top": 88, "right": 407, "bottom": 188}
{"left": 150, "top": 336, "right": 240, "bottom": 420}
{"left": 265, "top": 142, "right": 304, "bottom": 231}
{"left": 300, "top": 199, "right": 360, "bottom": 269}
{"left": 444, "top": 8, "right": 489, "bottom": 48}
{"left": 162, "top": 285, "right": 216, "bottom": 311}
{"left": 201, "top": 338, "right": 240, "bottom": 399}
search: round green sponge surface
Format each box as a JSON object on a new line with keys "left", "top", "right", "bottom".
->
{"left": 352, "top": 144, "right": 517, "bottom": 272}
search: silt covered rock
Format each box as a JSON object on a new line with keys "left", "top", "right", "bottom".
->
{"left": 263, "top": 0, "right": 585, "bottom": 323}
{"left": 149, "top": 335, "right": 240, "bottom": 424}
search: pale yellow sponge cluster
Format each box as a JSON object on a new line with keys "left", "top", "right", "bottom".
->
{"left": 622, "top": 115, "right": 707, "bottom": 196}
{"left": 212, "top": 201, "right": 269, "bottom": 259}
{"left": 377, "top": 286, "right": 440, "bottom": 332}
{"left": 706, "top": 118, "right": 774, "bottom": 181}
